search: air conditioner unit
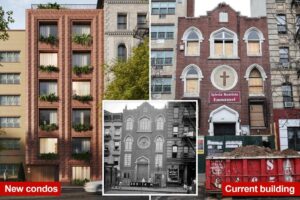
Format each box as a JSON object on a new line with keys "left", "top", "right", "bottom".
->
{"left": 284, "top": 102, "right": 294, "bottom": 108}
{"left": 180, "top": 44, "right": 184, "bottom": 50}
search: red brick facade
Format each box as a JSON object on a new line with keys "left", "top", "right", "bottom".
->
{"left": 176, "top": 4, "right": 272, "bottom": 136}
{"left": 26, "top": 9, "right": 103, "bottom": 184}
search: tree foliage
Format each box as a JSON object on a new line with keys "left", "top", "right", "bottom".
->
{"left": 105, "top": 38, "right": 149, "bottom": 100}
{"left": 0, "top": 6, "right": 14, "bottom": 41}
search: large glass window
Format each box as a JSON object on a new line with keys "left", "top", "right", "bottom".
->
{"left": 124, "top": 154, "right": 131, "bottom": 167}
{"left": 248, "top": 68, "right": 263, "bottom": 95}
{"left": 0, "top": 73, "right": 20, "bottom": 84}
{"left": 39, "top": 81, "right": 57, "bottom": 95}
{"left": 72, "top": 81, "right": 90, "bottom": 96}
{"left": 39, "top": 138, "right": 57, "bottom": 154}
{"left": 249, "top": 104, "right": 265, "bottom": 127}
{"left": 72, "top": 166, "right": 90, "bottom": 180}
{"left": 288, "top": 127, "right": 300, "bottom": 151}
{"left": 72, "top": 109, "right": 91, "bottom": 125}
{"left": 0, "top": 52, "right": 20, "bottom": 63}
{"left": 72, "top": 24, "right": 91, "bottom": 35}
{"left": 117, "top": 14, "right": 127, "bottom": 30}
{"left": 126, "top": 117, "right": 133, "bottom": 130}
{"left": 39, "top": 109, "right": 58, "bottom": 125}
{"left": 139, "top": 117, "right": 151, "bottom": 131}
{"left": 155, "top": 154, "right": 163, "bottom": 168}
{"left": 151, "top": 77, "right": 171, "bottom": 93}
{"left": 72, "top": 53, "right": 91, "bottom": 67}
{"left": 0, "top": 117, "right": 20, "bottom": 128}
{"left": 0, "top": 164, "right": 19, "bottom": 177}
{"left": 151, "top": 2, "right": 176, "bottom": 15}
{"left": 124, "top": 136, "right": 133, "bottom": 151}
{"left": 39, "top": 53, "right": 57, "bottom": 67}
{"left": 0, "top": 139, "right": 20, "bottom": 150}
{"left": 0, "top": 95, "right": 20, "bottom": 106}
{"left": 155, "top": 136, "right": 163, "bottom": 152}
{"left": 39, "top": 24, "right": 58, "bottom": 37}
{"left": 151, "top": 25, "right": 174, "bottom": 40}
{"left": 151, "top": 50, "right": 173, "bottom": 67}
{"left": 156, "top": 117, "right": 164, "bottom": 130}
{"left": 277, "top": 14, "right": 287, "bottom": 34}
{"left": 72, "top": 138, "right": 91, "bottom": 153}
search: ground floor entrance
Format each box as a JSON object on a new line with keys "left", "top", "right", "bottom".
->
{"left": 214, "top": 123, "right": 236, "bottom": 136}
{"left": 27, "top": 165, "right": 59, "bottom": 182}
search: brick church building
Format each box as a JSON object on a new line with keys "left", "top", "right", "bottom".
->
{"left": 176, "top": 3, "right": 272, "bottom": 138}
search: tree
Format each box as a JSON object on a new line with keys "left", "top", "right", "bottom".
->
{"left": 0, "top": 6, "right": 14, "bottom": 41}
{"left": 105, "top": 38, "right": 149, "bottom": 100}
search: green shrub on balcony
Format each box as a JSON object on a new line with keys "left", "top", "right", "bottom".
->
{"left": 72, "top": 65, "right": 93, "bottom": 75}
{"left": 72, "top": 94, "right": 93, "bottom": 103}
{"left": 39, "top": 65, "right": 59, "bottom": 73}
{"left": 39, "top": 35, "right": 58, "bottom": 45}
{"left": 39, "top": 93, "right": 59, "bottom": 102}
{"left": 72, "top": 34, "right": 93, "bottom": 46}
{"left": 72, "top": 179, "right": 89, "bottom": 186}
{"left": 39, "top": 123, "right": 58, "bottom": 131}
{"left": 72, "top": 124, "right": 92, "bottom": 132}
{"left": 39, "top": 153, "right": 58, "bottom": 160}
{"left": 72, "top": 152, "right": 91, "bottom": 161}
{"left": 37, "top": 2, "right": 61, "bottom": 9}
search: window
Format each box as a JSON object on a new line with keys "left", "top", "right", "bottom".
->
{"left": 125, "top": 136, "right": 133, "bottom": 151}
{"left": 72, "top": 81, "right": 90, "bottom": 96}
{"left": 0, "top": 95, "right": 20, "bottom": 106}
{"left": 156, "top": 117, "right": 164, "bottom": 130}
{"left": 137, "top": 14, "right": 147, "bottom": 26}
{"left": 72, "top": 109, "right": 91, "bottom": 125}
{"left": 248, "top": 68, "right": 263, "bottom": 95}
{"left": 277, "top": 14, "right": 287, "bottom": 34}
{"left": 115, "top": 127, "right": 121, "bottom": 135}
{"left": 72, "top": 24, "right": 91, "bottom": 35}
{"left": 0, "top": 52, "right": 20, "bottom": 62}
{"left": 39, "top": 109, "right": 57, "bottom": 126}
{"left": 39, "top": 24, "right": 57, "bottom": 37}
{"left": 117, "top": 14, "right": 127, "bottom": 29}
{"left": 282, "top": 83, "right": 294, "bottom": 107}
{"left": 182, "top": 27, "right": 203, "bottom": 56}
{"left": 0, "top": 117, "right": 20, "bottom": 128}
{"left": 151, "top": 25, "right": 174, "bottom": 40}
{"left": 151, "top": 2, "right": 176, "bottom": 15}
{"left": 72, "top": 138, "right": 90, "bottom": 153}
{"left": 0, "top": 164, "right": 19, "bottom": 177}
{"left": 155, "top": 136, "right": 163, "bottom": 152}
{"left": 72, "top": 53, "right": 91, "bottom": 67}
{"left": 124, "top": 154, "right": 131, "bottom": 167}
{"left": 212, "top": 30, "right": 236, "bottom": 57}
{"left": 184, "top": 66, "right": 201, "bottom": 97}
{"left": 139, "top": 117, "right": 151, "bottom": 131}
{"left": 117, "top": 44, "right": 127, "bottom": 61}
{"left": 39, "top": 53, "right": 57, "bottom": 67}
{"left": 114, "top": 141, "right": 120, "bottom": 150}
{"left": 0, "top": 73, "right": 20, "bottom": 84}
{"left": 104, "top": 127, "right": 110, "bottom": 135}
{"left": 288, "top": 127, "right": 300, "bottom": 151}
{"left": 173, "top": 126, "right": 178, "bottom": 137}
{"left": 279, "top": 47, "right": 289, "bottom": 65}
{"left": 126, "top": 118, "right": 133, "bottom": 130}
{"left": 219, "top": 12, "right": 228, "bottom": 22}
{"left": 39, "top": 138, "right": 57, "bottom": 154}
{"left": 151, "top": 50, "right": 173, "bottom": 67}
{"left": 174, "top": 107, "right": 179, "bottom": 118}
{"left": 183, "top": 145, "right": 189, "bottom": 154}
{"left": 72, "top": 166, "right": 90, "bottom": 180}
{"left": 155, "top": 154, "right": 163, "bottom": 168}
{"left": 246, "top": 29, "right": 263, "bottom": 56}
{"left": 249, "top": 104, "right": 265, "bottom": 127}
{"left": 39, "top": 81, "right": 57, "bottom": 95}
{"left": 0, "top": 139, "right": 20, "bottom": 150}
{"left": 151, "top": 77, "right": 171, "bottom": 94}
{"left": 172, "top": 145, "right": 178, "bottom": 158}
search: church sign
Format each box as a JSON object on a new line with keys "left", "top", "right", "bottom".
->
{"left": 209, "top": 91, "right": 240, "bottom": 103}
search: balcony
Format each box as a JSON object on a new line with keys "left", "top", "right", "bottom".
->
{"left": 112, "top": 150, "right": 120, "bottom": 156}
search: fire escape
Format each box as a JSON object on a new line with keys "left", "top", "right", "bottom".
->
{"left": 291, "top": 0, "right": 300, "bottom": 78}
{"left": 181, "top": 103, "right": 196, "bottom": 154}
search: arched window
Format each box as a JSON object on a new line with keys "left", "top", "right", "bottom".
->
{"left": 118, "top": 44, "right": 127, "bottom": 61}
{"left": 244, "top": 28, "right": 264, "bottom": 56}
{"left": 139, "top": 117, "right": 151, "bottom": 131}
{"left": 156, "top": 116, "right": 164, "bottom": 130}
{"left": 180, "top": 65, "right": 203, "bottom": 97}
{"left": 126, "top": 117, "right": 133, "bottom": 130}
{"left": 210, "top": 28, "right": 238, "bottom": 58}
{"left": 182, "top": 27, "right": 203, "bottom": 56}
{"left": 155, "top": 136, "right": 164, "bottom": 152}
{"left": 249, "top": 68, "right": 263, "bottom": 95}
{"left": 124, "top": 136, "right": 133, "bottom": 151}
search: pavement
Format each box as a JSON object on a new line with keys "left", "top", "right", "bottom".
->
{"left": 106, "top": 186, "right": 192, "bottom": 194}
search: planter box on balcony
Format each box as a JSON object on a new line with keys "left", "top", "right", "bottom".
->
{"left": 72, "top": 124, "right": 92, "bottom": 132}
{"left": 72, "top": 34, "right": 93, "bottom": 46}
{"left": 39, "top": 124, "right": 58, "bottom": 132}
{"left": 72, "top": 65, "right": 93, "bottom": 75}
{"left": 72, "top": 94, "right": 93, "bottom": 103}
{"left": 39, "top": 153, "right": 58, "bottom": 160}
{"left": 39, "top": 65, "right": 59, "bottom": 73}
{"left": 72, "top": 152, "right": 91, "bottom": 161}
{"left": 39, "top": 93, "right": 59, "bottom": 103}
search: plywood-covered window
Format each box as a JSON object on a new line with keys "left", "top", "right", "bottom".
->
{"left": 249, "top": 104, "right": 265, "bottom": 127}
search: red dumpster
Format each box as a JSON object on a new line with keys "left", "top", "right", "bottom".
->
{"left": 205, "top": 155, "right": 300, "bottom": 193}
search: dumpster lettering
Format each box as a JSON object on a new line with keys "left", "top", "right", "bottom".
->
{"left": 211, "top": 160, "right": 224, "bottom": 175}
{"left": 283, "top": 159, "right": 294, "bottom": 182}
{"left": 251, "top": 177, "right": 258, "bottom": 182}
{"left": 267, "top": 159, "right": 274, "bottom": 171}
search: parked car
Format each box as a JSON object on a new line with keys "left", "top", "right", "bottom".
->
{"left": 84, "top": 180, "right": 102, "bottom": 194}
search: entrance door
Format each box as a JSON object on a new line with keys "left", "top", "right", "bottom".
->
{"left": 155, "top": 174, "right": 162, "bottom": 187}
{"left": 137, "top": 164, "right": 148, "bottom": 181}
{"left": 29, "top": 166, "right": 58, "bottom": 182}
{"left": 214, "top": 123, "right": 236, "bottom": 136}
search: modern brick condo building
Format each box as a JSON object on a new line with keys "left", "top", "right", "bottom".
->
{"left": 26, "top": 4, "right": 103, "bottom": 183}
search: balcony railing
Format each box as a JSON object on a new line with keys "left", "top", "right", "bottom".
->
{"left": 31, "top": 4, "right": 97, "bottom": 9}
{"left": 133, "top": 23, "right": 149, "bottom": 40}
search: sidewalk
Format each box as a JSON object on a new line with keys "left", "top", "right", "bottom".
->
{"left": 107, "top": 186, "right": 191, "bottom": 194}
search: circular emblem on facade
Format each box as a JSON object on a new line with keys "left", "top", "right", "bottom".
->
{"left": 137, "top": 136, "right": 150, "bottom": 149}
{"left": 211, "top": 65, "right": 238, "bottom": 91}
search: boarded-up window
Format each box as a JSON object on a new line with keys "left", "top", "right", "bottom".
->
{"left": 186, "top": 79, "right": 198, "bottom": 94}
{"left": 249, "top": 104, "right": 265, "bottom": 127}
{"left": 187, "top": 41, "right": 199, "bottom": 56}
{"left": 72, "top": 166, "right": 90, "bottom": 180}
{"left": 249, "top": 68, "right": 263, "bottom": 95}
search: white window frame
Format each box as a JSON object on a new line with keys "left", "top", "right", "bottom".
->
{"left": 243, "top": 27, "right": 264, "bottom": 56}
{"left": 180, "top": 64, "right": 203, "bottom": 97}
{"left": 182, "top": 26, "right": 203, "bottom": 56}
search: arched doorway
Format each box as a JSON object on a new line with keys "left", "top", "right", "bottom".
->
{"left": 135, "top": 156, "right": 149, "bottom": 182}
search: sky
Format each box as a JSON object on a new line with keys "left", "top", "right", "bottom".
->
{"left": 103, "top": 101, "right": 167, "bottom": 113}
{"left": 1, "top": 0, "right": 251, "bottom": 29}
